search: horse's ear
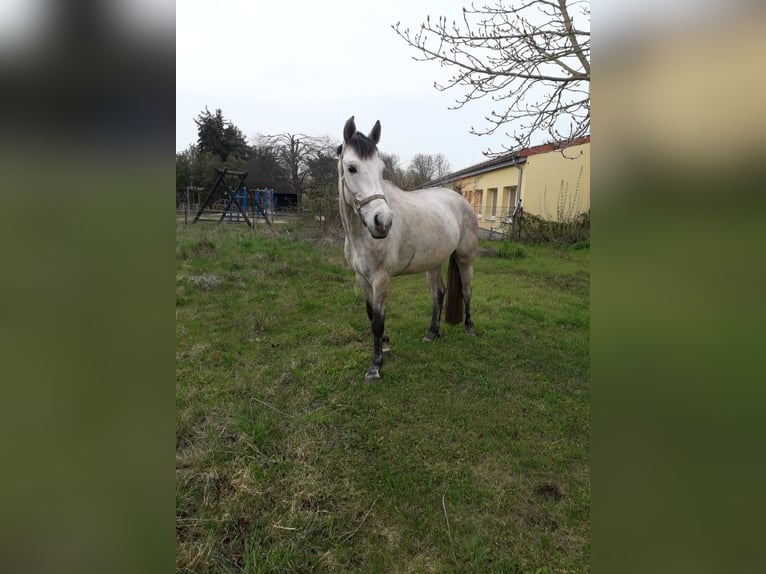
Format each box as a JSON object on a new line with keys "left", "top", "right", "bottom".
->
{"left": 368, "top": 120, "right": 381, "bottom": 145}
{"left": 336, "top": 144, "right": 342, "bottom": 156}
{"left": 343, "top": 116, "right": 356, "bottom": 143}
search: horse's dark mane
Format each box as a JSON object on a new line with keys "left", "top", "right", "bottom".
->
{"left": 346, "top": 132, "right": 378, "bottom": 159}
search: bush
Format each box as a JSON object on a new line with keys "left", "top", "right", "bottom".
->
{"left": 496, "top": 241, "right": 527, "bottom": 259}
{"left": 511, "top": 166, "right": 590, "bottom": 244}
{"left": 516, "top": 210, "right": 590, "bottom": 244}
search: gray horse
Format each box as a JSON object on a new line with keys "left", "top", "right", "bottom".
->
{"left": 336, "top": 116, "right": 478, "bottom": 382}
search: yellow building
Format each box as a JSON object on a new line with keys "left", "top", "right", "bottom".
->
{"left": 423, "top": 136, "right": 590, "bottom": 231}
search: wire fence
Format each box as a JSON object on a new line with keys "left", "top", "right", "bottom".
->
{"left": 175, "top": 195, "right": 587, "bottom": 244}
{"left": 175, "top": 198, "right": 345, "bottom": 238}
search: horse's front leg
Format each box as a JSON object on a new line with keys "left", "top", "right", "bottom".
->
{"left": 360, "top": 274, "right": 389, "bottom": 383}
{"left": 366, "top": 300, "right": 390, "bottom": 354}
{"left": 366, "top": 305, "right": 386, "bottom": 383}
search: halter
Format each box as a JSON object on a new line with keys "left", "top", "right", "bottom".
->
{"left": 339, "top": 151, "right": 388, "bottom": 218}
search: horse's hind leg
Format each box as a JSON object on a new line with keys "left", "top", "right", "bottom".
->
{"left": 423, "top": 267, "right": 445, "bottom": 342}
{"left": 456, "top": 256, "right": 475, "bottom": 336}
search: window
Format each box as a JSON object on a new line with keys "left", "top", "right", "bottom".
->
{"left": 473, "top": 189, "right": 483, "bottom": 217}
{"left": 488, "top": 188, "right": 498, "bottom": 218}
{"left": 503, "top": 186, "right": 517, "bottom": 218}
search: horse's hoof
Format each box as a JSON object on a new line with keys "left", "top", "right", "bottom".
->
{"left": 364, "top": 369, "right": 381, "bottom": 383}
{"left": 422, "top": 332, "right": 439, "bottom": 342}
{"left": 465, "top": 327, "right": 475, "bottom": 337}
{"left": 382, "top": 345, "right": 392, "bottom": 355}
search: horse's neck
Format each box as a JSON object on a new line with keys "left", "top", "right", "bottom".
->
{"left": 340, "top": 203, "right": 367, "bottom": 239}
{"left": 338, "top": 180, "right": 363, "bottom": 239}
{"left": 337, "top": 175, "right": 397, "bottom": 246}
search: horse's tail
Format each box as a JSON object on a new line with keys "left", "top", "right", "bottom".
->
{"left": 445, "top": 252, "right": 464, "bottom": 325}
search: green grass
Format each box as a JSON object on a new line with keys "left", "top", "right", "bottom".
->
{"left": 176, "top": 223, "right": 589, "bottom": 573}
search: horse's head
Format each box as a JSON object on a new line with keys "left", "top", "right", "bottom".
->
{"left": 337, "top": 116, "right": 393, "bottom": 239}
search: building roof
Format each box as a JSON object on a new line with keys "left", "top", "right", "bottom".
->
{"left": 420, "top": 135, "right": 590, "bottom": 189}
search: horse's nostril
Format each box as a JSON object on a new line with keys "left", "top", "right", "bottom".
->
{"left": 374, "top": 214, "right": 381, "bottom": 226}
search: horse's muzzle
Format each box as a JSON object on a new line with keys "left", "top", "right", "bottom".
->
{"left": 369, "top": 212, "right": 392, "bottom": 239}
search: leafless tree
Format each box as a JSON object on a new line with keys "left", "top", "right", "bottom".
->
{"left": 303, "top": 150, "right": 340, "bottom": 232}
{"left": 380, "top": 152, "right": 408, "bottom": 188}
{"left": 393, "top": 0, "right": 590, "bottom": 155}
{"left": 407, "top": 153, "right": 451, "bottom": 188}
{"left": 256, "top": 133, "right": 335, "bottom": 206}
{"left": 432, "top": 154, "right": 451, "bottom": 180}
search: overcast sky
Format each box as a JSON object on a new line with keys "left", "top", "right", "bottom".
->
{"left": 177, "top": 1, "right": 529, "bottom": 171}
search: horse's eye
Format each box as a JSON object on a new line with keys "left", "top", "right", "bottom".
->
{"left": 347, "top": 166, "right": 357, "bottom": 174}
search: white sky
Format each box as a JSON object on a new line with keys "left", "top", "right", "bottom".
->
{"left": 176, "top": 0, "right": 530, "bottom": 171}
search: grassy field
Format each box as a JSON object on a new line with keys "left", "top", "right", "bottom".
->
{"left": 176, "top": 223, "right": 590, "bottom": 573}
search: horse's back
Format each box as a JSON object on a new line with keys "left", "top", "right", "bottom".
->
{"left": 404, "top": 184, "right": 478, "bottom": 247}
{"left": 387, "top": 183, "right": 476, "bottom": 224}
{"left": 383, "top": 182, "right": 478, "bottom": 273}
{"left": 422, "top": 186, "right": 478, "bottom": 224}
{"left": 426, "top": 186, "right": 479, "bottom": 262}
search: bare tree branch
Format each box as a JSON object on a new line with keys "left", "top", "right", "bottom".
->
{"left": 256, "top": 133, "right": 335, "bottom": 204}
{"left": 407, "top": 153, "right": 451, "bottom": 188}
{"left": 392, "top": 0, "right": 590, "bottom": 155}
